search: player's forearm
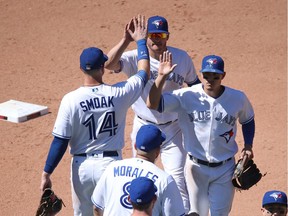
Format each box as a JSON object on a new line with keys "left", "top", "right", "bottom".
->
{"left": 242, "top": 118, "right": 255, "bottom": 147}
{"left": 44, "top": 136, "right": 69, "bottom": 174}
{"left": 147, "top": 74, "right": 167, "bottom": 110}
{"left": 105, "top": 38, "right": 130, "bottom": 71}
{"left": 137, "top": 39, "right": 150, "bottom": 78}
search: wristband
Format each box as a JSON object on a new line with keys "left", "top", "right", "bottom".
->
{"left": 137, "top": 39, "right": 149, "bottom": 61}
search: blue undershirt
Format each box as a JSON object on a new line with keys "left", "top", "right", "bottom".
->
{"left": 44, "top": 136, "right": 69, "bottom": 174}
{"left": 242, "top": 118, "right": 255, "bottom": 147}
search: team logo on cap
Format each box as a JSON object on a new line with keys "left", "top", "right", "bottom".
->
{"left": 207, "top": 58, "right": 218, "bottom": 65}
{"left": 85, "top": 64, "right": 92, "bottom": 70}
{"left": 270, "top": 192, "right": 283, "bottom": 201}
{"left": 152, "top": 19, "right": 163, "bottom": 29}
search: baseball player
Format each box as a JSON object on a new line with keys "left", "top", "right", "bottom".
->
{"left": 104, "top": 15, "right": 200, "bottom": 212}
{"left": 147, "top": 52, "right": 256, "bottom": 216}
{"left": 39, "top": 14, "right": 150, "bottom": 216}
{"left": 129, "top": 177, "right": 158, "bottom": 216}
{"left": 91, "top": 124, "right": 186, "bottom": 216}
{"left": 261, "top": 190, "right": 287, "bottom": 216}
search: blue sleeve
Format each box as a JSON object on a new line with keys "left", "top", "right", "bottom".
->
{"left": 137, "top": 39, "right": 149, "bottom": 61}
{"left": 187, "top": 77, "right": 201, "bottom": 87}
{"left": 44, "top": 136, "right": 69, "bottom": 174}
{"left": 242, "top": 119, "right": 255, "bottom": 147}
{"left": 136, "top": 70, "right": 149, "bottom": 85}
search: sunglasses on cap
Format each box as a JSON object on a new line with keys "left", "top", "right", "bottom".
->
{"left": 148, "top": 33, "right": 168, "bottom": 39}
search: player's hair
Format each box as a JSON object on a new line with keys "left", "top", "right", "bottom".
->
{"left": 82, "top": 67, "right": 102, "bottom": 75}
{"left": 131, "top": 201, "right": 153, "bottom": 211}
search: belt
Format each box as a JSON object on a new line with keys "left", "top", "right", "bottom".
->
{"left": 189, "top": 155, "right": 232, "bottom": 167}
{"left": 137, "top": 115, "right": 177, "bottom": 126}
{"left": 74, "top": 151, "right": 119, "bottom": 157}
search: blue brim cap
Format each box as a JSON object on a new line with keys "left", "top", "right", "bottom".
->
{"left": 80, "top": 47, "right": 108, "bottom": 71}
{"left": 129, "top": 177, "right": 157, "bottom": 204}
{"left": 262, "top": 190, "right": 287, "bottom": 207}
{"left": 200, "top": 55, "right": 224, "bottom": 74}
{"left": 136, "top": 124, "right": 166, "bottom": 152}
{"left": 148, "top": 15, "right": 169, "bottom": 34}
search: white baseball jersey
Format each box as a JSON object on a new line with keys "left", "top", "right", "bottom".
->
{"left": 52, "top": 74, "right": 146, "bottom": 155}
{"left": 160, "top": 84, "right": 254, "bottom": 161}
{"left": 91, "top": 158, "right": 186, "bottom": 216}
{"left": 121, "top": 46, "right": 198, "bottom": 124}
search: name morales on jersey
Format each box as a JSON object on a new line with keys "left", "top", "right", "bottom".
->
{"left": 113, "top": 165, "right": 159, "bottom": 182}
{"left": 188, "top": 110, "right": 236, "bottom": 126}
{"left": 80, "top": 96, "right": 114, "bottom": 112}
{"left": 150, "top": 70, "right": 184, "bottom": 85}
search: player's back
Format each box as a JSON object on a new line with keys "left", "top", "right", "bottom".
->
{"left": 91, "top": 157, "right": 185, "bottom": 216}
{"left": 53, "top": 75, "right": 145, "bottom": 155}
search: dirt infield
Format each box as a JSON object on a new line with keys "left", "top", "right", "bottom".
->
{"left": 0, "top": 0, "right": 286, "bottom": 215}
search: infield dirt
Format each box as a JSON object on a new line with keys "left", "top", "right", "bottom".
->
{"left": 0, "top": 0, "right": 286, "bottom": 215}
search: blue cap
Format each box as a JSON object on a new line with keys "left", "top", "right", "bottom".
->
{"left": 148, "top": 16, "right": 169, "bottom": 34}
{"left": 200, "top": 55, "right": 224, "bottom": 74}
{"left": 80, "top": 47, "right": 108, "bottom": 71}
{"left": 262, "top": 190, "right": 287, "bottom": 207}
{"left": 136, "top": 125, "right": 166, "bottom": 152}
{"left": 129, "top": 177, "right": 157, "bottom": 204}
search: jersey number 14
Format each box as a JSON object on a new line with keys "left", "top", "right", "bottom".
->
{"left": 83, "top": 111, "right": 118, "bottom": 140}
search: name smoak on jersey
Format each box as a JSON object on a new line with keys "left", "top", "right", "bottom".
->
{"left": 188, "top": 111, "right": 236, "bottom": 126}
{"left": 80, "top": 96, "right": 114, "bottom": 112}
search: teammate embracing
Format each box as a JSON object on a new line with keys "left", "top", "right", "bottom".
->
{"left": 104, "top": 15, "right": 200, "bottom": 212}
{"left": 147, "top": 51, "right": 256, "bottom": 216}
{"left": 39, "top": 14, "right": 150, "bottom": 216}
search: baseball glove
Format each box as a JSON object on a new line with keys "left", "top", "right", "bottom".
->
{"left": 36, "top": 188, "right": 65, "bottom": 216}
{"left": 232, "top": 159, "right": 263, "bottom": 190}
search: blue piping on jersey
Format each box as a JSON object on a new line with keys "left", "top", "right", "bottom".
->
{"left": 187, "top": 77, "right": 201, "bottom": 86}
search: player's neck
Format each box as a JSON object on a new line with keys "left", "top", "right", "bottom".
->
{"left": 83, "top": 75, "right": 104, "bottom": 86}
{"left": 204, "top": 85, "right": 225, "bottom": 99}
{"left": 131, "top": 210, "right": 151, "bottom": 216}
{"left": 149, "top": 48, "right": 168, "bottom": 61}
{"left": 83, "top": 82, "right": 103, "bottom": 87}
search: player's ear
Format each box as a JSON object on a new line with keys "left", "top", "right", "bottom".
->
{"left": 128, "top": 195, "right": 131, "bottom": 203}
{"left": 221, "top": 72, "right": 226, "bottom": 79}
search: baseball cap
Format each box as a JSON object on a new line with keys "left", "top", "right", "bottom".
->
{"left": 148, "top": 16, "right": 169, "bottom": 34}
{"left": 129, "top": 177, "right": 157, "bottom": 204}
{"left": 200, "top": 55, "right": 224, "bottom": 74}
{"left": 262, "top": 190, "right": 287, "bottom": 207}
{"left": 80, "top": 47, "right": 108, "bottom": 71}
{"left": 136, "top": 124, "right": 166, "bottom": 152}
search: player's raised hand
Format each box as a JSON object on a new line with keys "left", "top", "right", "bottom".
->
{"left": 123, "top": 18, "right": 134, "bottom": 42}
{"left": 127, "top": 14, "right": 147, "bottom": 42}
{"left": 158, "top": 51, "right": 177, "bottom": 76}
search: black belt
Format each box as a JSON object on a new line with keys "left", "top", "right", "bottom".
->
{"left": 137, "top": 115, "right": 177, "bottom": 126}
{"left": 74, "top": 151, "right": 119, "bottom": 157}
{"left": 189, "top": 155, "right": 232, "bottom": 167}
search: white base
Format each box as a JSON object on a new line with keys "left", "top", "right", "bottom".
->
{"left": 0, "top": 100, "right": 49, "bottom": 123}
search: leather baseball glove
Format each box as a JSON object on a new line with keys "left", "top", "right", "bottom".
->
{"left": 36, "top": 188, "right": 65, "bottom": 216}
{"left": 232, "top": 159, "right": 263, "bottom": 190}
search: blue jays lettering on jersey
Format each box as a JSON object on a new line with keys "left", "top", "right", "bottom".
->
{"left": 150, "top": 70, "right": 185, "bottom": 86}
{"left": 161, "top": 84, "right": 254, "bottom": 161}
